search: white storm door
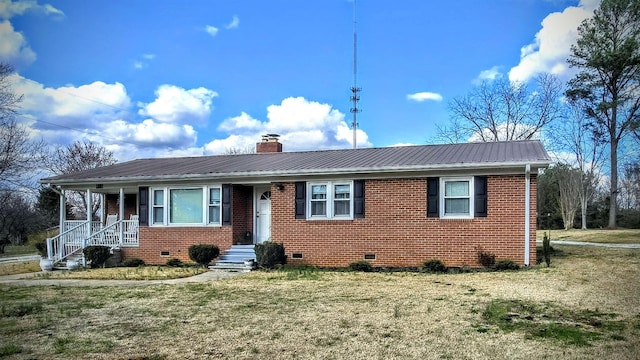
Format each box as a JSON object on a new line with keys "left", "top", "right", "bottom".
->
{"left": 256, "top": 189, "right": 271, "bottom": 244}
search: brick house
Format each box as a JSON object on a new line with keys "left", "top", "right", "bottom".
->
{"left": 41, "top": 136, "right": 551, "bottom": 268}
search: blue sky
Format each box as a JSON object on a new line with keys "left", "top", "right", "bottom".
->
{"left": 1, "top": 0, "right": 599, "bottom": 161}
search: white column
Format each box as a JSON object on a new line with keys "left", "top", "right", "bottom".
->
{"left": 524, "top": 164, "right": 531, "bottom": 266}
{"left": 119, "top": 188, "right": 125, "bottom": 245}
{"left": 59, "top": 189, "right": 66, "bottom": 232}
{"left": 86, "top": 188, "right": 92, "bottom": 237}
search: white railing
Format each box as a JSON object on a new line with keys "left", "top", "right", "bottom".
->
{"left": 47, "top": 219, "right": 139, "bottom": 265}
{"left": 46, "top": 221, "right": 91, "bottom": 263}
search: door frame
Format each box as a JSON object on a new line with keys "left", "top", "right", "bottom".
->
{"left": 253, "top": 185, "right": 272, "bottom": 244}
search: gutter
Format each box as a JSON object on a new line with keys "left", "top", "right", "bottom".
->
{"left": 524, "top": 164, "right": 531, "bottom": 266}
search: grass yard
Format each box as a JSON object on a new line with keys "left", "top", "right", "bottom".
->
{"left": 0, "top": 261, "right": 41, "bottom": 276}
{"left": 0, "top": 245, "right": 38, "bottom": 258}
{"left": 1, "top": 246, "right": 639, "bottom": 359}
{"left": 537, "top": 228, "right": 640, "bottom": 244}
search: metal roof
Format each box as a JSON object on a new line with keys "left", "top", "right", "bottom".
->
{"left": 41, "top": 140, "right": 551, "bottom": 185}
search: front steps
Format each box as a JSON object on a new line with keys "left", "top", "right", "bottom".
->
{"left": 210, "top": 245, "right": 256, "bottom": 271}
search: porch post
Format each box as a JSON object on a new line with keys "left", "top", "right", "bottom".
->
{"left": 86, "top": 188, "right": 92, "bottom": 238}
{"left": 59, "top": 189, "right": 66, "bottom": 232}
{"left": 119, "top": 188, "right": 124, "bottom": 246}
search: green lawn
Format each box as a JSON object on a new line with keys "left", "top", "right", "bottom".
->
{"left": 0, "top": 245, "right": 38, "bottom": 258}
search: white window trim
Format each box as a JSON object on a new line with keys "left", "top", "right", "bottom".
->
{"left": 307, "top": 181, "right": 354, "bottom": 220}
{"left": 440, "top": 177, "right": 474, "bottom": 219}
{"left": 149, "top": 185, "right": 222, "bottom": 226}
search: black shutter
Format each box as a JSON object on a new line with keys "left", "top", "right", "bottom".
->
{"left": 354, "top": 180, "right": 365, "bottom": 218}
{"left": 474, "top": 176, "right": 488, "bottom": 217}
{"left": 138, "top": 187, "right": 149, "bottom": 226}
{"left": 222, "top": 184, "right": 232, "bottom": 225}
{"left": 295, "top": 182, "right": 306, "bottom": 219}
{"left": 427, "top": 177, "right": 439, "bottom": 218}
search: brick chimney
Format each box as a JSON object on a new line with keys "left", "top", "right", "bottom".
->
{"left": 256, "top": 134, "right": 283, "bottom": 153}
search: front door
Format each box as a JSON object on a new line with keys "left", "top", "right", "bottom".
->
{"left": 255, "top": 188, "right": 271, "bottom": 244}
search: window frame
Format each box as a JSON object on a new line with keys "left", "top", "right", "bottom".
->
{"left": 306, "top": 181, "right": 353, "bottom": 220}
{"left": 439, "top": 177, "right": 474, "bottom": 219}
{"left": 149, "top": 185, "right": 222, "bottom": 226}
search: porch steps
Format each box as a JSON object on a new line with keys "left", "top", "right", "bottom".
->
{"left": 53, "top": 254, "right": 84, "bottom": 271}
{"left": 210, "top": 245, "right": 256, "bottom": 271}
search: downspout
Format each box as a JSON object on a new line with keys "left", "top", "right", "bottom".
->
{"left": 524, "top": 164, "right": 531, "bottom": 267}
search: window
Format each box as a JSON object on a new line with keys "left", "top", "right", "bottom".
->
{"left": 208, "top": 188, "right": 221, "bottom": 224}
{"left": 152, "top": 189, "right": 164, "bottom": 224}
{"left": 307, "top": 181, "right": 353, "bottom": 219}
{"left": 440, "top": 177, "right": 474, "bottom": 218}
{"left": 150, "top": 186, "right": 222, "bottom": 226}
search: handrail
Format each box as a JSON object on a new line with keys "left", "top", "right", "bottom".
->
{"left": 46, "top": 220, "right": 90, "bottom": 263}
{"left": 85, "top": 222, "right": 121, "bottom": 248}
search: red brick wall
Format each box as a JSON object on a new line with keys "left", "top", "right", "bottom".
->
{"left": 122, "top": 226, "right": 233, "bottom": 265}
{"left": 232, "top": 185, "right": 253, "bottom": 244}
{"left": 271, "top": 175, "right": 538, "bottom": 268}
{"left": 105, "top": 194, "right": 137, "bottom": 220}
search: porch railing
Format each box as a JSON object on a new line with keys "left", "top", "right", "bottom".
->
{"left": 46, "top": 220, "right": 91, "bottom": 263}
{"left": 47, "top": 219, "right": 139, "bottom": 265}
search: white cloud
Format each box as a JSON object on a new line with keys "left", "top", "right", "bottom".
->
{"left": 142, "top": 53, "right": 155, "bottom": 60}
{"left": 509, "top": 1, "right": 598, "bottom": 83}
{"left": 108, "top": 119, "right": 197, "bottom": 147}
{"left": 225, "top": 15, "right": 239, "bottom": 29}
{"left": 138, "top": 84, "right": 217, "bottom": 125}
{"left": 406, "top": 92, "right": 443, "bottom": 102}
{"left": 205, "top": 25, "right": 218, "bottom": 37}
{"left": 474, "top": 66, "right": 502, "bottom": 84}
{"left": 389, "top": 142, "right": 416, "bottom": 147}
{"left": 0, "top": 0, "right": 64, "bottom": 19}
{"left": 133, "top": 61, "right": 144, "bottom": 69}
{"left": 0, "top": 20, "right": 36, "bottom": 67}
{"left": 204, "top": 96, "right": 372, "bottom": 154}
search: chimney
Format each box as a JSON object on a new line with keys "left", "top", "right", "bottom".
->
{"left": 256, "top": 134, "right": 283, "bottom": 153}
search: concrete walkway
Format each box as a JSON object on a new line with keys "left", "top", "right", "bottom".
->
{"left": 535, "top": 240, "right": 640, "bottom": 249}
{"left": 0, "top": 254, "right": 41, "bottom": 263}
{"left": 0, "top": 269, "right": 247, "bottom": 287}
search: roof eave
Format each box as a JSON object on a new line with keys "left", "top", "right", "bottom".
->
{"left": 41, "top": 160, "right": 552, "bottom": 187}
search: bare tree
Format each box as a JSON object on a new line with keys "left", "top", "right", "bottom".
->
{"left": 550, "top": 103, "right": 605, "bottom": 229}
{"left": 0, "top": 191, "right": 41, "bottom": 253}
{"left": 556, "top": 163, "right": 582, "bottom": 230}
{"left": 566, "top": 0, "right": 640, "bottom": 228}
{"left": 46, "top": 140, "right": 117, "bottom": 219}
{"left": 438, "top": 74, "right": 563, "bottom": 143}
{"left": 223, "top": 145, "right": 255, "bottom": 155}
{"left": 0, "top": 63, "right": 45, "bottom": 191}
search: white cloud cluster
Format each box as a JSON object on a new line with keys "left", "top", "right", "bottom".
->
{"left": 0, "top": 0, "right": 64, "bottom": 68}
{"left": 508, "top": 0, "right": 598, "bottom": 83}
{"left": 138, "top": 84, "right": 217, "bottom": 125}
{"left": 474, "top": 66, "right": 503, "bottom": 84}
{"left": 406, "top": 92, "right": 443, "bottom": 102}
{"left": 205, "top": 96, "right": 371, "bottom": 154}
{"left": 205, "top": 15, "right": 239, "bottom": 38}
{"left": 205, "top": 25, "right": 218, "bottom": 37}
{"left": 225, "top": 15, "right": 239, "bottom": 29}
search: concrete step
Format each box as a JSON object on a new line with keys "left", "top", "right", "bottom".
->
{"left": 213, "top": 245, "right": 256, "bottom": 271}
{"left": 209, "top": 262, "right": 253, "bottom": 271}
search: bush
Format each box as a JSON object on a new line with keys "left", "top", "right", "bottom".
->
{"left": 166, "top": 258, "right": 183, "bottom": 267}
{"left": 494, "top": 259, "right": 520, "bottom": 271}
{"left": 34, "top": 238, "right": 47, "bottom": 258}
{"left": 255, "top": 241, "right": 286, "bottom": 269}
{"left": 349, "top": 260, "right": 373, "bottom": 272}
{"left": 121, "top": 258, "right": 145, "bottom": 267}
{"left": 83, "top": 246, "right": 112, "bottom": 268}
{"left": 476, "top": 247, "right": 496, "bottom": 268}
{"left": 423, "top": 259, "right": 447, "bottom": 273}
{"left": 188, "top": 244, "right": 220, "bottom": 267}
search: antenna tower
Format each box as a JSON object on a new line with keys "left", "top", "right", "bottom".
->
{"left": 350, "top": 0, "right": 361, "bottom": 149}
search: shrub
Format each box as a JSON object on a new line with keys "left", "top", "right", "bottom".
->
{"left": 494, "top": 259, "right": 520, "bottom": 271}
{"left": 423, "top": 259, "right": 447, "bottom": 273}
{"left": 542, "top": 232, "right": 552, "bottom": 267}
{"left": 34, "top": 238, "right": 47, "bottom": 258}
{"left": 166, "top": 258, "right": 183, "bottom": 267}
{"left": 349, "top": 260, "right": 373, "bottom": 272}
{"left": 121, "top": 258, "right": 145, "bottom": 267}
{"left": 476, "top": 247, "right": 496, "bottom": 268}
{"left": 255, "top": 241, "right": 286, "bottom": 269}
{"left": 83, "top": 246, "right": 112, "bottom": 268}
{"left": 188, "top": 244, "right": 220, "bottom": 267}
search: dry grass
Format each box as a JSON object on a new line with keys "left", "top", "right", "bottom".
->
{"left": 1, "top": 246, "right": 639, "bottom": 359}
{"left": 537, "top": 228, "right": 640, "bottom": 244}
{"left": 0, "top": 261, "right": 41, "bottom": 276}
{"left": 35, "top": 266, "right": 208, "bottom": 280}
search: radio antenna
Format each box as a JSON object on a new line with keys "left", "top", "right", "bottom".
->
{"left": 349, "top": 0, "right": 361, "bottom": 149}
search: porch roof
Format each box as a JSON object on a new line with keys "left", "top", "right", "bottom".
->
{"left": 41, "top": 140, "right": 551, "bottom": 186}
